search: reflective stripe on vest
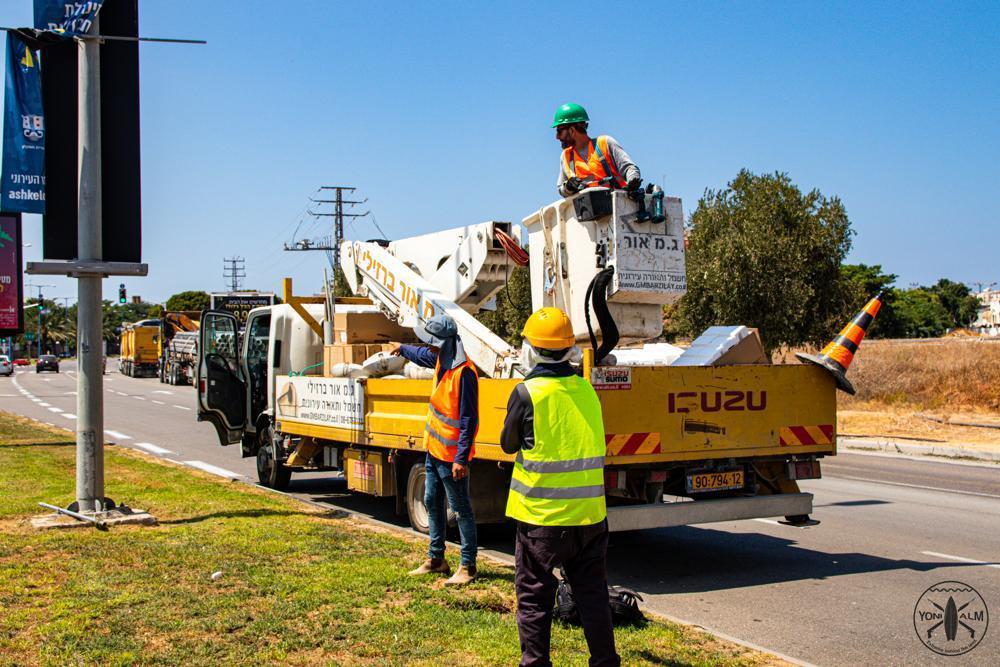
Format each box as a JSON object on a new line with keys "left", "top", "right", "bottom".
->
{"left": 423, "top": 358, "right": 478, "bottom": 462}
{"left": 561, "top": 135, "right": 627, "bottom": 189}
{"left": 505, "top": 375, "right": 607, "bottom": 526}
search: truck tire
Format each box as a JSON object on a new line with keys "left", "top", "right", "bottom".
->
{"left": 405, "top": 458, "right": 456, "bottom": 535}
{"left": 256, "top": 425, "right": 291, "bottom": 490}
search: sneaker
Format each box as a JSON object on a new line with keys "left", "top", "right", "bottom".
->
{"left": 444, "top": 565, "right": 477, "bottom": 586}
{"left": 408, "top": 558, "right": 451, "bottom": 576}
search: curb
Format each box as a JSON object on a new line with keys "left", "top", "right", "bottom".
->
{"left": 840, "top": 437, "right": 1000, "bottom": 463}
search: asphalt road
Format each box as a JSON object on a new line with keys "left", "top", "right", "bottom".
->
{"left": 3, "top": 361, "right": 998, "bottom": 667}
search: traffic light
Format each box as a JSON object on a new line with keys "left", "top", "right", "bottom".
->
{"left": 118, "top": 284, "right": 127, "bottom": 304}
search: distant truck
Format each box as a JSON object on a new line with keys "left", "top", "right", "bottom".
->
{"left": 159, "top": 311, "right": 201, "bottom": 385}
{"left": 119, "top": 320, "right": 160, "bottom": 377}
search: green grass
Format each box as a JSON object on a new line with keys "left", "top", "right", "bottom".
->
{"left": 0, "top": 412, "right": 779, "bottom": 666}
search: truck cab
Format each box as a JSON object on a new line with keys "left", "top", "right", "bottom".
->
{"left": 196, "top": 303, "right": 325, "bottom": 468}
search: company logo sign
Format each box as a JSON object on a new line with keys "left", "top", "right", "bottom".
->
{"left": 913, "top": 581, "right": 988, "bottom": 656}
{"left": 667, "top": 390, "right": 767, "bottom": 414}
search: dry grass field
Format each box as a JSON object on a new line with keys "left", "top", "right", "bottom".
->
{"left": 779, "top": 338, "right": 1000, "bottom": 448}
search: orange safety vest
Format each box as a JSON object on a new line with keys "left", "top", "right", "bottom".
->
{"left": 561, "top": 135, "right": 627, "bottom": 189}
{"left": 423, "top": 359, "right": 478, "bottom": 462}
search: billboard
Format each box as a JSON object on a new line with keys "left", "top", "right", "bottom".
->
{"left": 0, "top": 212, "right": 24, "bottom": 335}
{"left": 210, "top": 293, "right": 275, "bottom": 325}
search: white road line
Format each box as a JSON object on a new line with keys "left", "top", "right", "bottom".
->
{"left": 132, "top": 396, "right": 146, "bottom": 401}
{"left": 152, "top": 400, "right": 165, "bottom": 405}
{"left": 173, "top": 405, "right": 192, "bottom": 411}
{"left": 836, "top": 475, "right": 1000, "bottom": 499}
{"left": 38, "top": 402, "right": 51, "bottom": 407}
{"left": 134, "top": 442, "right": 175, "bottom": 456}
{"left": 921, "top": 551, "right": 1000, "bottom": 570}
{"left": 61, "top": 413, "right": 76, "bottom": 419}
{"left": 152, "top": 390, "right": 174, "bottom": 395}
{"left": 47, "top": 407, "right": 63, "bottom": 413}
{"left": 183, "top": 460, "right": 242, "bottom": 479}
{"left": 753, "top": 518, "right": 782, "bottom": 525}
{"left": 104, "top": 430, "right": 132, "bottom": 440}
{"left": 31, "top": 398, "right": 42, "bottom": 403}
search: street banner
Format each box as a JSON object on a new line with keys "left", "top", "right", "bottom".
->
{"left": 1, "top": 35, "right": 46, "bottom": 214}
{"left": 34, "top": 0, "right": 105, "bottom": 36}
{"left": 210, "top": 293, "right": 277, "bottom": 325}
{"left": 0, "top": 212, "right": 24, "bottom": 335}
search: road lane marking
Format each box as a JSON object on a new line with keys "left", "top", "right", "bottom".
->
{"left": 31, "top": 398, "right": 42, "bottom": 403}
{"left": 922, "top": 551, "right": 1000, "bottom": 570}
{"left": 153, "top": 390, "right": 174, "bottom": 395}
{"left": 61, "top": 413, "right": 76, "bottom": 419}
{"left": 183, "top": 460, "right": 242, "bottom": 479}
{"left": 132, "top": 396, "right": 146, "bottom": 401}
{"left": 134, "top": 442, "right": 175, "bottom": 456}
{"left": 104, "top": 430, "right": 132, "bottom": 440}
{"left": 38, "top": 402, "right": 51, "bottom": 407}
{"left": 752, "top": 518, "right": 782, "bottom": 525}
{"left": 47, "top": 407, "right": 63, "bottom": 413}
{"left": 152, "top": 400, "right": 165, "bottom": 405}
{"left": 173, "top": 405, "right": 192, "bottom": 411}
{"left": 835, "top": 475, "right": 1000, "bottom": 499}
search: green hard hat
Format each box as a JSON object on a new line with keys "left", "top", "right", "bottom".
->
{"left": 552, "top": 103, "right": 589, "bottom": 128}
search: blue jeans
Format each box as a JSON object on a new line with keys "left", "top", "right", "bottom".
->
{"left": 425, "top": 454, "right": 477, "bottom": 567}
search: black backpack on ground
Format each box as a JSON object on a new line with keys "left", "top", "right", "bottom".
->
{"left": 554, "top": 568, "right": 644, "bottom": 626}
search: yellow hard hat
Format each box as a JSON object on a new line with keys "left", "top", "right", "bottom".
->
{"left": 522, "top": 307, "right": 575, "bottom": 349}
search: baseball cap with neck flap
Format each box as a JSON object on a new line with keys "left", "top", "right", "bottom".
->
{"left": 414, "top": 314, "right": 467, "bottom": 369}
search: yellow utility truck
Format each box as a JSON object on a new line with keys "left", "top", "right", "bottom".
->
{"left": 197, "top": 190, "right": 836, "bottom": 532}
{"left": 118, "top": 319, "right": 160, "bottom": 378}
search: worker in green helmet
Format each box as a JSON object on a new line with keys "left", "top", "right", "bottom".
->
{"left": 552, "top": 103, "right": 641, "bottom": 198}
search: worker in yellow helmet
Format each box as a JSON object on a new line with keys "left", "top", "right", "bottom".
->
{"left": 501, "top": 308, "right": 619, "bottom": 667}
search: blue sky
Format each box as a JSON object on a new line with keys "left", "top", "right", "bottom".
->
{"left": 3, "top": 1, "right": 999, "bottom": 303}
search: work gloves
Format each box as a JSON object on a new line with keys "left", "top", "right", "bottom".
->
{"left": 564, "top": 177, "right": 584, "bottom": 194}
{"left": 626, "top": 177, "right": 642, "bottom": 192}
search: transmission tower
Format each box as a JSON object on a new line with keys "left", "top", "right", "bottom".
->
{"left": 223, "top": 256, "right": 246, "bottom": 292}
{"left": 284, "top": 185, "right": 369, "bottom": 272}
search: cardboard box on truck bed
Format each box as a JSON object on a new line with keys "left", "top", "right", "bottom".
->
{"left": 324, "top": 343, "right": 395, "bottom": 373}
{"left": 333, "top": 312, "right": 417, "bottom": 344}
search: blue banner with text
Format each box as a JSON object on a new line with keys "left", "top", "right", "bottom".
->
{"left": 1, "top": 35, "right": 46, "bottom": 214}
{"left": 34, "top": 0, "right": 105, "bottom": 36}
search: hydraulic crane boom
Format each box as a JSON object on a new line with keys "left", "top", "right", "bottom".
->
{"left": 340, "top": 221, "right": 523, "bottom": 378}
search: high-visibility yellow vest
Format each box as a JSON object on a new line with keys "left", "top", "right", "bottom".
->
{"left": 505, "top": 375, "right": 607, "bottom": 526}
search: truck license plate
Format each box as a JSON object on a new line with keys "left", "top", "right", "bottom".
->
{"left": 686, "top": 470, "right": 744, "bottom": 493}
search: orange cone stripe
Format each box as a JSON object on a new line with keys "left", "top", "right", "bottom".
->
{"left": 842, "top": 323, "right": 866, "bottom": 345}
{"left": 865, "top": 298, "right": 882, "bottom": 317}
{"left": 821, "top": 343, "right": 854, "bottom": 368}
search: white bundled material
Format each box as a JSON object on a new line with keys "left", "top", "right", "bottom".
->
{"left": 606, "top": 343, "right": 685, "bottom": 367}
{"left": 362, "top": 352, "right": 407, "bottom": 378}
{"left": 381, "top": 374, "right": 406, "bottom": 379}
{"left": 327, "top": 363, "right": 369, "bottom": 378}
{"left": 404, "top": 362, "right": 435, "bottom": 380}
{"left": 671, "top": 326, "right": 751, "bottom": 366}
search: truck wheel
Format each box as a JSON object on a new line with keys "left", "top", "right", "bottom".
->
{"left": 256, "top": 425, "right": 291, "bottom": 490}
{"left": 405, "top": 459, "right": 456, "bottom": 535}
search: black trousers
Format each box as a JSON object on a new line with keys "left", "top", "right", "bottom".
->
{"left": 514, "top": 520, "right": 620, "bottom": 667}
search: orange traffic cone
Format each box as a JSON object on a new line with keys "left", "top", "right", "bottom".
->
{"left": 796, "top": 292, "right": 884, "bottom": 395}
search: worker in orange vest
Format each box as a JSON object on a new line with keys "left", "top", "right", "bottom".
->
{"left": 553, "top": 103, "right": 642, "bottom": 197}
{"left": 392, "top": 314, "right": 479, "bottom": 585}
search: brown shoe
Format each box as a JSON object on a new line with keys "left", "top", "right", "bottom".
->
{"left": 443, "top": 565, "right": 477, "bottom": 586}
{"left": 408, "top": 558, "right": 451, "bottom": 576}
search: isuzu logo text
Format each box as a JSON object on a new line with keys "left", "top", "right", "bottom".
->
{"left": 667, "top": 390, "right": 767, "bottom": 414}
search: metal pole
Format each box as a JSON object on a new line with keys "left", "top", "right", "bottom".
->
{"left": 37, "top": 291, "right": 42, "bottom": 356}
{"left": 76, "top": 17, "right": 104, "bottom": 513}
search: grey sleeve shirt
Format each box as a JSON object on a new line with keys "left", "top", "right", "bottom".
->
{"left": 557, "top": 135, "right": 641, "bottom": 196}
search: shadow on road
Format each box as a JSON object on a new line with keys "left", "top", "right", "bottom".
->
{"left": 605, "top": 526, "right": 986, "bottom": 594}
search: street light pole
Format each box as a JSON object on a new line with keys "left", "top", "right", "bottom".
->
{"left": 76, "top": 17, "right": 105, "bottom": 513}
{"left": 25, "top": 283, "right": 54, "bottom": 360}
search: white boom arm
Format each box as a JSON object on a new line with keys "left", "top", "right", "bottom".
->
{"left": 341, "top": 225, "right": 522, "bottom": 378}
